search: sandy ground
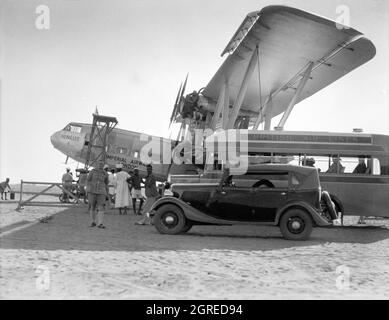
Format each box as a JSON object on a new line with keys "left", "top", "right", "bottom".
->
{"left": 1, "top": 198, "right": 389, "bottom": 300}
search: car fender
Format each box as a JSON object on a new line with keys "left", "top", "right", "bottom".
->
{"left": 275, "top": 201, "right": 331, "bottom": 227}
{"left": 151, "top": 196, "right": 232, "bottom": 225}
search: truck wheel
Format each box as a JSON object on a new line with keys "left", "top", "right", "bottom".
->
{"left": 279, "top": 209, "right": 313, "bottom": 241}
{"left": 154, "top": 204, "right": 187, "bottom": 235}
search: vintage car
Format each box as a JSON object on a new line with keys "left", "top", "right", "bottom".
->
{"left": 151, "top": 164, "right": 338, "bottom": 240}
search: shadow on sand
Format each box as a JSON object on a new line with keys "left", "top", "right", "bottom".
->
{"left": 1, "top": 206, "right": 389, "bottom": 252}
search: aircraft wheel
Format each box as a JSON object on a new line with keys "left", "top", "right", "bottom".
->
{"left": 279, "top": 208, "right": 313, "bottom": 241}
{"left": 154, "top": 204, "right": 187, "bottom": 235}
{"left": 59, "top": 194, "right": 65, "bottom": 203}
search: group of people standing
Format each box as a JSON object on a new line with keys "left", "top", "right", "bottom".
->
{"left": 85, "top": 161, "right": 158, "bottom": 229}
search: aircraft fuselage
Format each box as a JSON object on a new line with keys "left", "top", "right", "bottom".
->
{"left": 50, "top": 122, "right": 199, "bottom": 181}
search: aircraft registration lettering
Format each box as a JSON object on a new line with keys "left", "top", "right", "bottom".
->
{"left": 61, "top": 134, "right": 80, "bottom": 142}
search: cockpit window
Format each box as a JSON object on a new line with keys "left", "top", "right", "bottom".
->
{"left": 63, "top": 124, "right": 82, "bottom": 133}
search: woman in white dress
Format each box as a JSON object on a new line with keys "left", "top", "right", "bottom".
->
{"left": 114, "top": 164, "right": 131, "bottom": 215}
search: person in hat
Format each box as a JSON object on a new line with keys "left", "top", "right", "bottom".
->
{"left": 129, "top": 168, "right": 144, "bottom": 215}
{"left": 87, "top": 161, "right": 109, "bottom": 228}
{"left": 135, "top": 164, "right": 159, "bottom": 225}
{"left": 62, "top": 167, "right": 74, "bottom": 202}
{"left": 353, "top": 157, "right": 368, "bottom": 174}
{"left": 305, "top": 158, "right": 316, "bottom": 167}
{"left": 114, "top": 163, "right": 131, "bottom": 215}
{"left": 327, "top": 156, "right": 345, "bottom": 174}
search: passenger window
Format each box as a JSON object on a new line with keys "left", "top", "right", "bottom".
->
{"left": 342, "top": 157, "right": 361, "bottom": 174}
{"left": 336, "top": 156, "right": 372, "bottom": 174}
{"left": 248, "top": 153, "right": 272, "bottom": 164}
{"left": 117, "top": 147, "right": 127, "bottom": 155}
{"left": 372, "top": 158, "right": 381, "bottom": 175}
{"left": 70, "top": 125, "right": 82, "bottom": 133}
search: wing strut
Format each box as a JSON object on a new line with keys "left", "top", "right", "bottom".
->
{"left": 277, "top": 61, "right": 314, "bottom": 130}
{"left": 222, "top": 83, "right": 230, "bottom": 129}
{"left": 226, "top": 46, "right": 259, "bottom": 129}
{"left": 210, "top": 81, "right": 227, "bottom": 130}
{"left": 264, "top": 96, "right": 273, "bottom": 130}
{"left": 254, "top": 44, "right": 264, "bottom": 129}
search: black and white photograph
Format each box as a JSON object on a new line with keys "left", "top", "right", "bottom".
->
{"left": 0, "top": 0, "right": 388, "bottom": 304}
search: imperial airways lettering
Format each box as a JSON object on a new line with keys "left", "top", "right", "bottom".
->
{"left": 146, "top": 304, "right": 180, "bottom": 317}
{"left": 105, "top": 155, "right": 146, "bottom": 169}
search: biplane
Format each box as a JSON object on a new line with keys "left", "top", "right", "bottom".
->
{"left": 51, "top": 5, "right": 376, "bottom": 181}
{"left": 170, "top": 5, "right": 375, "bottom": 136}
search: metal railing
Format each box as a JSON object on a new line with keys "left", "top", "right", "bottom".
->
{"left": 16, "top": 180, "right": 83, "bottom": 210}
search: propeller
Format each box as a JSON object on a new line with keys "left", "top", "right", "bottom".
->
{"left": 169, "top": 82, "right": 182, "bottom": 128}
{"left": 169, "top": 74, "right": 189, "bottom": 128}
{"left": 166, "top": 120, "right": 187, "bottom": 179}
{"left": 180, "top": 73, "right": 189, "bottom": 113}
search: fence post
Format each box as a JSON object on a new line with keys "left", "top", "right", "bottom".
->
{"left": 17, "top": 179, "right": 24, "bottom": 210}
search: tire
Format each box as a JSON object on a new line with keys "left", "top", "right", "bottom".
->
{"left": 59, "top": 194, "right": 65, "bottom": 203}
{"left": 321, "top": 191, "right": 338, "bottom": 220}
{"left": 154, "top": 204, "right": 187, "bottom": 235}
{"left": 181, "top": 221, "right": 193, "bottom": 233}
{"left": 279, "top": 208, "right": 313, "bottom": 241}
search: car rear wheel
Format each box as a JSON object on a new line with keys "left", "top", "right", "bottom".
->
{"left": 321, "top": 191, "right": 338, "bottom": 220}
{"left": 279, "top": 209, "right": 313, "bottom": 241}
{"left": 154, "top": 204, "right": 187, "bottom": 235}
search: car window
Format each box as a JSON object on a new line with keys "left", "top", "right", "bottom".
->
{"left": 232, "top": 173, "right": 289, "bottom": 189}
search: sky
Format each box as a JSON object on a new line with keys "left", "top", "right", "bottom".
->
{"left": 0, "top": 0, "right": 388, "bottom": 183}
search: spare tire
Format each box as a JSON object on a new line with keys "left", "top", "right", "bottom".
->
{"left": 321, "top": 191, "right": 338, "bottom": 220}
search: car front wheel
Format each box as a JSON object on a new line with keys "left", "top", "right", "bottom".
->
{"left": 154, "top": 204, "right": 187, "bottom": 235}
{"left": 279, "top": 209, "right": 313, "bottom": 241}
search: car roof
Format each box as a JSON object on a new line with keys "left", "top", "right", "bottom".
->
{"left": 241, "top": 164, "right": 317, "bottom": 176}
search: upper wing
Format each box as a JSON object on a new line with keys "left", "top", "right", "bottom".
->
{"left": 202, "top": 5, "right": 376, "bottom": 120}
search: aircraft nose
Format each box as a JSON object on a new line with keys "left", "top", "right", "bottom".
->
{"left": 50, "top": 131, "right": 60, "bottom": 148}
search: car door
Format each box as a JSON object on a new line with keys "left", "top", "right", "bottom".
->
{"left": 249, "top": 172, "right": 290, "bottom": 222}
{"left": 250, "top": 188, "right": 288, "bottom": 222}
{"left": 208, "top": 186, "right": 255, "bottom": 221}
